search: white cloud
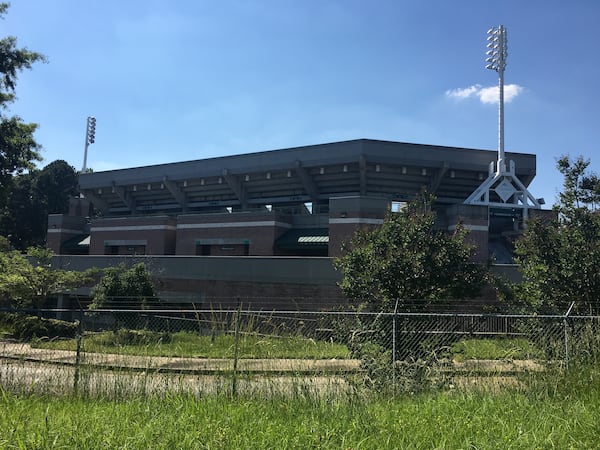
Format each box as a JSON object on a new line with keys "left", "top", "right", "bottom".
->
{"left": 446, "top": 84, "right": 524, "bottom": 104}
{"left": 503, "top": 84, "right": 525, "bottom": 103}
{"left": 445, "top": 84, "right": 482, "bottom": 100}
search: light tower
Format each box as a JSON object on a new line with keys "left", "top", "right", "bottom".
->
{"left": 82, "top": 116, "right": 96, "bottom": 172}
{"left": 486, "top": 25, "right": 508, "bottom": 174}
{"left": 464, "top": 26, "right": 540, "bottom": 218}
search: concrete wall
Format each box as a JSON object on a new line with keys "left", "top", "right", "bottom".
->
{"left": 51, "top": 255, "right": 346, "bottom": 310}
{"left": 50, "top": 254, "right": 522, "bottom": 310}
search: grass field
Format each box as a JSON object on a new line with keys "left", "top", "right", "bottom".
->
{"left": 3, "top": 327, "right": 600, "bottom": 447}
{"left": 32, "top": 329, "right": 351, "bottom": 359}
{"left": 449, "top": 337, "right": 545, "bottom": 361}
{"left": 32, "top": 330, "right": 543, "bottom": 362}
{"left": 1, "top": 369, "right": 599, "bottom": 448}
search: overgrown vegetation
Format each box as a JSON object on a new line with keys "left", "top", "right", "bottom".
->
{"left": 90, "top": 262, "right": 157, "bottom": 310}
{"left": 33, "top": 329, "right": 350, "bottom": 359}
{"left": 333, "top": 193, "right": 489, "bottom": 376}
{"left": 334, "top": 192, "right": 486, "bottom": 312}
{"left": 88, "top": 262, "right": 158, "bottom": 328}
{"left": 514, "top": 155, "right": 600, "bottom": 314}
{"left": 1, "top": 368, "right": 599, "bottom": 448}
{"left": 0, "top": 313, "right": 77, "bottom": 341}
{"left": 0, "top": 247, "right": 95, "bottom": 309}
{"left": 449, "top": 337, "right": 544, "bottom": 361}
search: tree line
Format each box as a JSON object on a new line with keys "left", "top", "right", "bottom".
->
{"left": 0, "top": 3, "right": 79, "bottom": 250}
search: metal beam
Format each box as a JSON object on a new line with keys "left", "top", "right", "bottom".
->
{"left": 222, "top": 169, "right": 247, "bottom": 208}
{"left": 112, "top": 182, "right": 136, "bottom": 213}
{"left": 81, "top": 190, "right": 109, "bottom": 215}
{"left": 295, "top": 161, "right": 319, "bottom": 203}
{"left": 429, "top": 161, "right": 449, "bottom": 194}
{"left": 162, "top": 176, "right": 187, "bottom": 210}
{"left": 359, "top": 155, "right": 367, "bottom": 196}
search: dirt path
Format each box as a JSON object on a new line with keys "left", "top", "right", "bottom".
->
{"left": 1, "top": 340, "right": 546, "bottom": 375}
{"left": 0, "top": 339, "right": 357, "bottom": 397}
{"left": 0, "top": 340, "right": 361, "bottom": 374}
{"left": 0, "top": 340, "right": 548, "bottom": 397}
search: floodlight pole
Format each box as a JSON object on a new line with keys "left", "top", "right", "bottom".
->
{"left": 498, "top": 56, "right": 505, "bottom": 171}
{"left": 464, "top": 25, "right": 541, "bottom": 213}
{"left": 82, "top": 116, "right": 96, "bottom": 172}
{"left": 486, "top": 25, "right": 507, "bottom": 174}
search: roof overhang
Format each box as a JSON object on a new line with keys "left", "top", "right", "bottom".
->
{"left": 79, "top": 139, "right": 537, "bottom": 216}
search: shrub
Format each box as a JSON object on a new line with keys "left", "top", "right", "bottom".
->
{"left": 1, "top": 313, "right": 78, "bottom": 341}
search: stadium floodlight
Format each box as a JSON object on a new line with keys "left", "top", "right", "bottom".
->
{"left": 87, "top": 116, "right": 96, "bottom": 144}
{"left": 464, "top": 25, "right": 541, "bottom": 214}
{"left": 82, "top": 116, "right": 96, "bottom": 172}
{"left": 486, "top": 26, "right": 507, "bottom": 73}
{"left": 486, "top": 25, "right": 507, "bottom": 172}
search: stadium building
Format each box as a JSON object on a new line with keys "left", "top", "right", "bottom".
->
{"left": 46, "top": 139, "right": 548, "bottom": 309}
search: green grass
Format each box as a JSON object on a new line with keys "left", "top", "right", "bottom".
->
{"left": 33, "top": 330, "right": 351, "bottom": 359}
{"left": 1, "top": 370, "right": 600, "bottom": 448}
{"left": 449, "top": 337, "right": 545, "bottom": 361}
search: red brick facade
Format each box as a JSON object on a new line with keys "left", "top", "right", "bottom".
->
{"left": 176, "top": 212, "right": 291, "bottom": 256}
{"left": 48, "top": 197, "right": 498, "bottom": 262}
{"left": 89, "top": 216, "right": 176, "bottom": 255}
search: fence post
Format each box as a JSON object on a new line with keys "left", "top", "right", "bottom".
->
{"left": 564, "top": 301, "right": 575, "bottom": 369}
{"left": 231, "top": 302, "right": 242, "bottom": 397}
{"left": 392, "top": 299, "right": 400, "bottom": 392}
{"left": 74, "top": 306, "right": 84, "bottom": 393}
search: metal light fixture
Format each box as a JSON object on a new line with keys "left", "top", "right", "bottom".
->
{"left": 486, "top": 25, "right": 507, "bottom": 172}
{"left": 485, "top": 26, "right": 507, "bottom": 72}
{"left": 82, "top": 116, "right": 96, "bottom": 172}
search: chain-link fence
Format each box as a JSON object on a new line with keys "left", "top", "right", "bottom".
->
{"left": 2, "top": 306, "right": 600, "bottom": 397}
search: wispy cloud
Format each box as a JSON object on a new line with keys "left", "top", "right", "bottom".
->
{"left": 446, "top": 84, "right": 482, "bottom": 100}
{"left": 446, "top": 84, "right": 524, "bottom": 104}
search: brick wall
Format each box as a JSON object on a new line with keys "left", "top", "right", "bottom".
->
{"left": 89, "top": 216, "right": 176, "bottom": 255}
{"left": 328, "top": 196, "right": 388, "bottom": 257}
{"left": 159, "top": 278, "right": 346, "bottom": 310}
{"left": 176, "top": 211, "right": 291, "bottom": 255}
{"left": 46, "top": 214, "right": 88, "bottom": 254}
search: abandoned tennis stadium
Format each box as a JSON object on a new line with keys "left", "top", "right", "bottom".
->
{"left": 46, "top": 139, "right": 551, "bottom": 309}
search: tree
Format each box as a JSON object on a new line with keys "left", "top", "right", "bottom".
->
{"left": 89, "top": 263, "right": 157, "bottom": 328}
{"left": 0, "top": 160, "right": 78, "bottom": 249}
{"left": 34, "top": 160, "right": 78, "bottom": 214}
{"left": 514, "top": 155, "right": 600, "bottom": 314}
{"left": 0, "top": 3, "right": 45, "bottom": 209}
{"left": 334, "top": 194, "right": 486, "bottom": 311}
{"left": 556, "top": 155, "right": 600, "bottom": 212}
{"left": 0, "top": 247, "right": 94, "bottom": 309}
{"left": 0, "top": 169, "right": 44, "bottom": 248}
{"left": 0, "top": 235, "right": 10, "bottom": 251}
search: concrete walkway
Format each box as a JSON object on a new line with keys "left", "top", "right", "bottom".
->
{"left": 0, "top": 340, "right": 361, "bottom": 374}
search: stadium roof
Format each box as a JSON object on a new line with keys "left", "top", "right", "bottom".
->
{"left": 79, "top": 139, "right": 537, "bottom": 216}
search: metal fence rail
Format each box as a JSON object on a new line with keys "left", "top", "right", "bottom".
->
{"left": 1, "top": 307, "right": 599, "bottom": 397}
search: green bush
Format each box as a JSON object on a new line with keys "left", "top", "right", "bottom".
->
{"left": 0, "top": 313, "right": 78, "bottom": 341}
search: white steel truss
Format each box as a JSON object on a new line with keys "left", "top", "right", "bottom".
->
{"left": 464, "top": 25, "right": 540, "bottom": 218}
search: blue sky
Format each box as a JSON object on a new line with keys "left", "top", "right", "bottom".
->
{"left": 4, "top": 0, "right": 599, "bottom": 206}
